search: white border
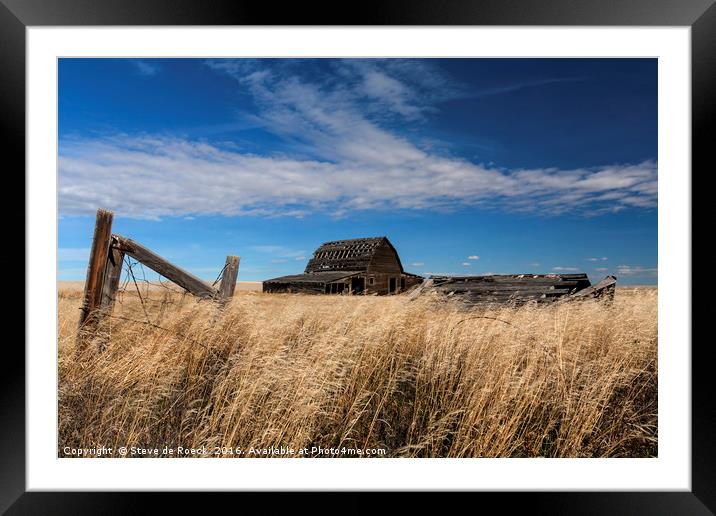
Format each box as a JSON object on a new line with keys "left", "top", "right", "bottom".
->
{"left": 27, "top": 27, "right": 691, "bottom": 491}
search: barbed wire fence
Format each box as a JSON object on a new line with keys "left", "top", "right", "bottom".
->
{"left": 76, "top": 210, "right": 240, "bottom": 353}
{"left": 114, "top": 255, "right": 229, "bottom": 321}
{"left": 93, "top": 256, "right": 233, "bottom": 349}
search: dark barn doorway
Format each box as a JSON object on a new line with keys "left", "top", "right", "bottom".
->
{"left": 389, "top": 277, "right": 397, "bottom": 293}
{"left": 351, "top": 277, "right": 365, "bottom": 294}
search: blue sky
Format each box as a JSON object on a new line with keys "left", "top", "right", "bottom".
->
{"left": 58, "top": 58, "right": 657, "bottom": 284}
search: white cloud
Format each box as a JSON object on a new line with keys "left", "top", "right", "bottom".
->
{"left": 411, "top": 262, "right": 425, "bottom": 267}
{"left": 529, "top": 262, "right": 541, "bottom": 267}
{"left": 586, "top": 257, "right": 599, "bottom": 261}
{"left": 595, "top": 267, "right": 608, "bottom": 272}
{"left": 462, "top": 262, "right": 471, "bottom": 267}
{"left": 552, "top": 266, "right": 579, "bottom": 272}
{"left": 358, "top": 68, "right": 423, "bottom": 119}
{"left": 615, "top": 265, "right": 658, "bottom": 277}
{"left": 59, "top": 135, "right": 657, "bottom": 219}
{"left": 59, "top": 60, "right": 657, "bottom": 219}
{"left": 128, "top": 59, "right": 159, "bottom": 76}
{"left": 468, "top": 255, "right": 480, "bottom": 260}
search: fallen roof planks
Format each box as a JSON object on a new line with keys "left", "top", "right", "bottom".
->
{"left": 422, "top": 273, "right": 617, "bottom": 306}
{"left": 564, "top": 275, "right": 617, "bottom": 302}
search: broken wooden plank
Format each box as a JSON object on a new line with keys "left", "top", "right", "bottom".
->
{"left": 435, "top": 282, "right": 577, "bottom": 292}
{"left": 567, "top": 275, "right": 617, "bottom": 301}
{"left": 113, "top": 234, "right": 218, "bottom": 299}
{"left": 459, "top": 288, "right": 573, "bottom": 296}
{"left": 407, "top": 277, "right": 434, "bottom": 301}
{"left": 430, "top": 273, "right": 589, "bottom": 281}
{"left": 218, "top": 255, "right": 240, "bottom": 301}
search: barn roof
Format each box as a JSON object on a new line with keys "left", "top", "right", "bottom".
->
{"left": 263, "top": 270, "right": 361, "bottom": 284}
{"left": 304, "top": 236, "right": 404, "bottom": 273}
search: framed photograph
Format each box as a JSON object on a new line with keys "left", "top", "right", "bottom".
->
{"left": 9, "top": 0, "right": 710, "bottom": 511}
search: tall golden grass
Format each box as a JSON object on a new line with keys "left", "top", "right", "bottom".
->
{"left": 58, "top": 286, "right": 657, "bottom": 458}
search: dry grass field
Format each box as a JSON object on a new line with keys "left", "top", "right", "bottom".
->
{"left": 58, "top": 283, "right": 657, "bottom": 458}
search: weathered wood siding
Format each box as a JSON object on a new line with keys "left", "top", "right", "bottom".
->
{"left": 364, "top": 272, "right": 394, "bottom": 294}
{"left": 367, "top": 242, "right": 402, "bottom": 274}
{"left": 263, "top": 280, "right": 328, "bottom": 294}
{"left": 363, "top": 272, "right": 424, "bottom": 295}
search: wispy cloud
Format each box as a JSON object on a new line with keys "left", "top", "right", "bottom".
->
{"left": 468, "top": 255, "right": 480, "bottom": 260}
{"left": 615, "top": 265, "right": 657, "bottom": 277}
{"left": 128, "top": 59, "right": 160, "bottom": 76}
{"left": 470, "top": 76, "right": 585, "bottom": 99}
{"left": 552, "top": 266, "right": 579, "bottom": 272}
{"left": 59, "top": 134, "right": 657, "bottom": 219}
{"left": 586, "top": 257, "right": 608, "bottom": 261}
{"left": 59, "top": 60, "right": 657, "bottom": 219}
{"left": 411, "top": 262, "right": 425, "bottom": 267}
{"left": 462, "top": 262, "right": 471, "bottom": 267}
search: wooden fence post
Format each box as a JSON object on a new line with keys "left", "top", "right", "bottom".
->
{"left": 101, "top": 242, "right": 125, "bottom": 311}
{"left": 218, "top": 255, "right": 240, "bottom": 301}
{"left": 75, "top": 209, "right": 240, "bottom": 349}
{"left": 77, "top": 209, "right": 114, "bottom": 348}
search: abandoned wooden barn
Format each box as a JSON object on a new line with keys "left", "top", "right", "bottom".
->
{"left": 263, "top": 237, "right": 423, "bottom": 295}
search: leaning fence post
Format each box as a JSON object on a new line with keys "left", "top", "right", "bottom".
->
{"left": 76, "top": 208, "right": 114, "bottom": 349}
{"left": 218, "top": 255, "right": 240, "bottom": 302}
{"left": 75, "top": 208, "right": 241, "bottom": 348}
{"left": 101, "top": 240, "right": 125, "bottom": 311}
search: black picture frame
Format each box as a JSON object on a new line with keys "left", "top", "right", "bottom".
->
{"left": 6, "top": 0, "right": 710, "bottom": 512}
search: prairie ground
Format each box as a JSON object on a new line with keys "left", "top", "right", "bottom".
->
{"left": 58, "top": 283, "right": 657, "bottom": 458}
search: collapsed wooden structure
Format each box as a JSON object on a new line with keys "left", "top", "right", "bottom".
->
{"left": 263, "top": 237, "right": 423, "bottom": 295}
{"left": 423, "top": 273, "right": 617, "bottom": 306}
{"left": 77, "top": 209, "right": 240, "bottom": 346}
